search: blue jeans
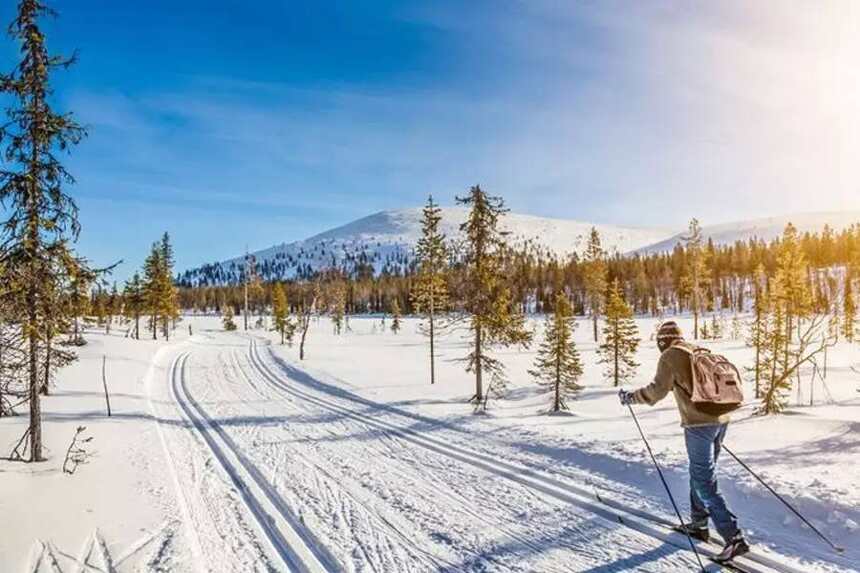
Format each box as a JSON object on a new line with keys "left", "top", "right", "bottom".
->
{"left": 684, "top": 424, "right": 739, "bottom": 542}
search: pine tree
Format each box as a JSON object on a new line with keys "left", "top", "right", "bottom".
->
{"left": 746, "top": 265, "right": 769, "bottom": 398}
{"left": 328, "top": 281, "right": 346, "bottom": 335}
{"left": 411, "top": 195, "right": 449, "bottom": 384}
{"left": 67, "top": 270, "right": 92, "bottom": 345}
{"left": 842, "top": 271, "right": 855, "bottom": 342}
{"left": 222, "top": 305, "right": 237, "bottom": 331}
{"left": 582, "top": 227, "right": 608, "bottom": 342}
{"left": 0, "top": 0, "right": 91, "bottom": 461}
{"left": 271, "top": 282, "right": 295, "bottom": 345}
{"left": 759, "top": 282, "right": 790, "bottom": 414}
{"left": 598, "top": 279, "right": 639, "bottom": 386}
{"left": 123, "top": 273, "right": 144, "bottom": 339}
{"left": 457, "top": 186, "right": 532, "bottom": 408}
{"left": 682, "top": 219, "right": 710, "bottom": 339}
{"left": 143, "top": 244, "right": 162, "bottom": 339}
{"left": 773, "top": 223, "right": 812, "bottom": 372}
{"left": 529, "top": 294, "right": 583, "bottom": 412}
{"left": 390, "top": 298, "right": 402, "bottom": 334}
{"left": 158, "top": 233, "right": 179, "bottom": 339}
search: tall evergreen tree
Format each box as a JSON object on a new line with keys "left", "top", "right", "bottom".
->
{"left": 842, "top": 271, "right": 855, "bottom": 342}
{"left": 0, "top": 0, "right": 90, "bottom": 461}
{"left": 390, "top": 297, "right": 402, "bottom": 334}
{"left": 143, "top": 244, "right": 162, "bottom": 339}
{"left": 123, "top": 272, "right": 144, "bottom": 340}
{"left": 529, "top": 293, "right": 583, "bottom": 412}
{"left": 457, "top": 186, "right": 532, "bottom": 408}
{"left": 682, "top": 218, "right": 710, "bottom": 339}
{"left": 598, "top": 279, "right": 639, "bottom": 386}
{"left": 582, "top": 227, "right": 607, "bottom": 342}
{"left": 158, "top": 233, "right": 179, "bottom": 339}
{"left": 271, "top": 282, "right": 294, "bottom": 344}
{"left": 746, "top": 264, "right": 768, "bottom": 398}
{"left": 759, "top": 282, "right": 790, "bottom": 414}
{"left": 411, "top": 195, "right": 449, "bottom": 383}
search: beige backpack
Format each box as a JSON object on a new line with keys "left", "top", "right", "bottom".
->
{"left": 675, "top": 344, "right": 744, "bottom": 415}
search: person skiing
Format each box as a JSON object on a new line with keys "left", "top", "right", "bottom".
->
{"left": 618, "top": 320, "right": 749, "bottom": 563}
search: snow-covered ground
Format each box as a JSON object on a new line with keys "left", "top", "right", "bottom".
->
{"left": 1, "top": 314, "right": 858, "bottom": 572}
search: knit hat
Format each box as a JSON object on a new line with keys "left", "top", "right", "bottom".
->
{"left": 656, "top": 321, "right": 683, "bottom": 346}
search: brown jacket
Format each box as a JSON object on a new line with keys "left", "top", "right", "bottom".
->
{"left": 632, "top": 340, "right": 730, "bottom": 428}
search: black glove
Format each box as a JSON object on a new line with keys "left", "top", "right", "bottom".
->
{"left": 618, "top": 389, "right": 635, "bottom": 406}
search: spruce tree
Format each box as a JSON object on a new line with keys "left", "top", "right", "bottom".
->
{"left": 746, "top": 265, "right": 769, "bottom": 398}
{"left": 271, "top": 282, "right": 295, "bottom": 344}
{"left": 158, "top": 233, "right": 179, "bottom": 339}
{"left": 390, "top": 298, "right": 402, "bottom": 334}
{"left": 328, "top": 281, "right": 346, "bottom": 335}
{"left": 682, "top": 218, "right": 710, "bottom": 339}
{"left": 582, "top": 227, "right": 608, "bottom": 342}
{"left": 759, "top": 282, "right": 790, "bottom": 414}
{"left": 123, "top": 273, "right": 144, "bottom": 340}
{"left": 842, "top": 271, "right": 855, "bottom": 342}
{"left": 457, "top": 186, "right": 532, "bottom": 408}
{"left": 0, "top": 0, "right": 90, "bottom": 461}
{"left": 529, "top": 294, "right": 583, "bottom": 412}
{"left": 598, "top": 279, "right": 639, "bottom": 386}
{"left": 411, "top": 195, "right": 449, "bottom": 384}
{"left": 143, "top": 244, "right": 162, "bottom": 339}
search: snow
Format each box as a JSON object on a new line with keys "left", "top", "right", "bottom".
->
{"left": 1, "top": 315, "right": 858, "bottom": 572}
{"left": 180, "top": 208, "right": 672, "bottom": 285}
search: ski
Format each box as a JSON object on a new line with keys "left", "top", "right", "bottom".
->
{"left": 594, "top": 493, "right": 789, "bottom": 573}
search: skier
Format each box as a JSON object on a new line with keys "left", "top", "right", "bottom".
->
{"left": 619, "top": 320, "right": 749, "bottom": 563}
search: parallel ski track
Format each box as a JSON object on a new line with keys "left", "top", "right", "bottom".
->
{"left": 229, "top": 348, "right": 611, "bottom": 572}
{"left": 169, "top": 351, "right": 340, "bottom": 573}
{"left": 220, "top": 348, "right": 457, "bottom": 572}
{"left": 247, "top": 338, "right": 812, "bottom": 573}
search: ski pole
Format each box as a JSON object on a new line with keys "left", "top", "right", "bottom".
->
{"left": 627, "top": 404, "right": 707, "bottom": 573}
{"left": 722, "top": 445, "right": 845, "bottom": 554}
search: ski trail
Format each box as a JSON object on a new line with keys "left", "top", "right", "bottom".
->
{"left": 28, "top": 540, "right": 62, "bottom": 573}
{"left": 248, "top": 338, "right": 801, "bottom": 573}
{"left": 170, "top": 351, "right": 339, "bottom": 573}
{"left": 233, "top": 338, "right": 695, "bottom": 572}
{"left": 145, "top": 347, "right": 207, "bottom": 573}
{"left": 217, "top": 347, "right": 470, "bottom": 572}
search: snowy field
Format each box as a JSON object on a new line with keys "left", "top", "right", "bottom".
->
{"left": 1, "top": 314, "right": 858, "bottom": 572}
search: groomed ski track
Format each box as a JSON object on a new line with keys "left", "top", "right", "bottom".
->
{"left": 154, "top": 331, "right": 844, "bottom": 572}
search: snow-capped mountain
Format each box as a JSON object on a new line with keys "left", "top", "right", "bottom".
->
{"left": 636, "top": 211, "right": 860, "bottom": 254}
{"left": 179, "top": 207, "right": 671, "bottom": 286}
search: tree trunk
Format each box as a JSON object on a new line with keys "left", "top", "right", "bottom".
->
{"left": 474, "top": 323, "right": 483, "bottom": 401}
{"left": 41, "top": 333, "right": 51, "bottom": 396}
{"left": 28, "top": 304, "right": 42, "bottom": 462}
{"left": 429, "top": 313, "right": 436, "bottom": 385}
{"left": 592, "top": 312, "right": 598, "bottom": 343}
{"left": 299, "top": 318, "right": 309, "bottom": 360}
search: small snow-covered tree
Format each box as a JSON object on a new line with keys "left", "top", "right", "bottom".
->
{"left": 529, "top": 294, "right": 583, "bottom": 412}
{"left": 222, "top": 305, "right": 237, "bottom": 331}
{"left": 598, "top": 279, "right": 639, "bottom": 386}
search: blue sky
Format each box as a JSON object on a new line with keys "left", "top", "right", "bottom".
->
{"left": 2, "top": 1, "right": 859, "bottom": 281}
